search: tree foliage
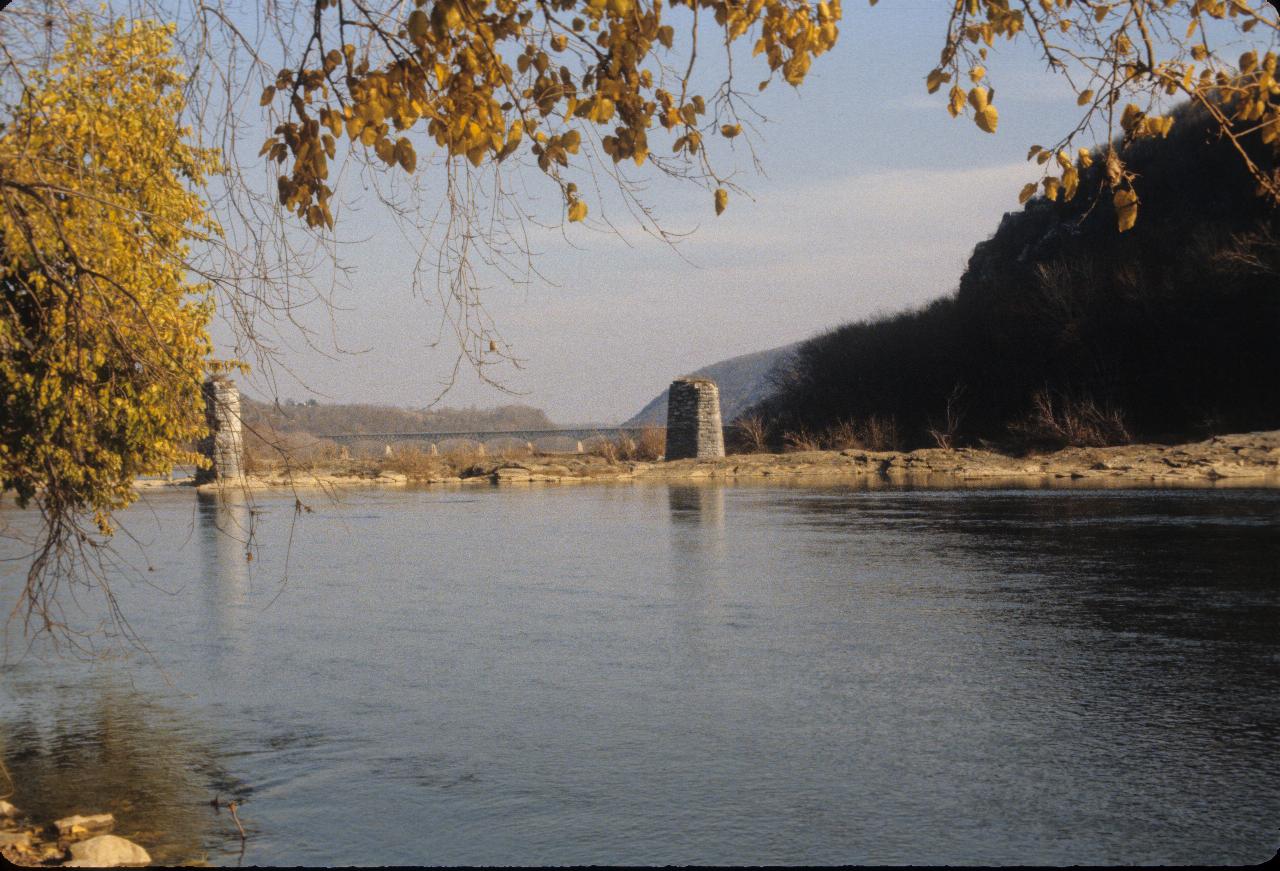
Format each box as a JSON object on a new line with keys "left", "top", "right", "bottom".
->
{"left": 260, "top": 0, "right": 843, "bottom": 230}
{"left": 256, "top": 0, "right": 1278, "bottom": 235}
{"left": 0, "top": 19, "right": 229, "bottom": 638}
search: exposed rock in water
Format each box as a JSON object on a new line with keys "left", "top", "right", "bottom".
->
{"left": 64, "top": 834, "right": 151, "bottom": 867}
{"left": 493, "top": 465, "right": 533, "bottom": 481}
{"left": 2, "top": 806, "right": 155, "bottom": 867}
{"left": 54, "top": 812, "right": 115, "bottom": 838}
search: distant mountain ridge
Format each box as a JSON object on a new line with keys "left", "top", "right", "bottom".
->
{"left": 625, "top": 343, "right": 798, "bottom": 426}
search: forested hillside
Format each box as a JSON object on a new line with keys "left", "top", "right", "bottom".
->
{"left": 755, "top": 103, "right": 1280, "bottom": 450}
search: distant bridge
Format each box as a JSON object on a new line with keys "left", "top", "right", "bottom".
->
{"left": 315, "top": 426, "right": 666, "bottom": 453}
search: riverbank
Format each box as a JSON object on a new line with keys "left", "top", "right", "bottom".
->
{"left": 0, "top": 802, "right": 153, "bottom": 867}
{"left": 133, "top": 431, "right": 1280, "bottom": 492}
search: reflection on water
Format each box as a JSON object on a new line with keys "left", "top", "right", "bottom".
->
{"left": 667, "top": 484, "right": 726, "bottom": 568}
{"left": 667, "top": 484, "right": 726, "bottom": 525}
{"left": 197, "top": 492, "right": 252, "bottom": 654}
{"left": 1, "top": 482, "right": 1278, "bottom": 865}
{"left": 0, "top": 673, "right": 242, "bottom": 865}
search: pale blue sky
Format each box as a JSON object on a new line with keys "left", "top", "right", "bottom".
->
{"left": 200, "top": 1, "right": 1266, "bottom": 423}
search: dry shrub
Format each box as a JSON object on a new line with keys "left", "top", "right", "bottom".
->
{"left": 382, "top": 446, "right": 448, "bottom": 479}
{"left": 783, "top": 428, "right": 823, "bottom": 452}
{"left": 928, "top": 384, "right": 967, "bottom": 449}
{"left": 1009, "top": 389, "right": 1131, "bottom": 450}
{"left": 634, "top": 425, "right": 666, "bottom": 460}
{"left": 242, "top": 427, "right": 342, "bottom": 472}
{"left": 240, "top": 447, "right": 270, "bottom": 476}
{"left": 589, "top": 436, "right": 625, "bottom": 463}
{"left": 782, "top": 416, "right": 901, "bottom": 453}
{"left": 381, "top": 442, "right": 534, "bottom": 478}
{"left": 585, "top": 427, "right": 665, "bottom": 462}
{"left": 730, "top": 415, "right": 770, "bottom": 453}
{"left": 821, "top": 419, "right": 862, "bottom": 450}
{"left": 436, "top": 440, "right": 487, "bottom": 462}
{"left": 856, "top": 415, "right": 900, "bottom": 451}
{"left": 443, "top": 444, "right": 500, "bottom": 471}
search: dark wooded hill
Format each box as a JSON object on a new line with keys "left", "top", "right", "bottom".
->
{"left": 753, "top": 102, "right": 1280, "bottom": 450}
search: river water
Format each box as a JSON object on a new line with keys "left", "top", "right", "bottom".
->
{"left": 1, "top": 481, "right": 1278, "bottom": 865}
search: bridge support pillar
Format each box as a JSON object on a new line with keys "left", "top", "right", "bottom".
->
{"left": 429, "top": 443, "right": 438, "bottom": 456}
{"left": 476, "top": 443, "right": 486, "bottom": 457}
{"left": 575, "top": 441, "right": 584, "bottom": 454}
{"left": 384, "top": 444, "right": 393, "bottom": 457}
{"left": 195, "top": 376, "right": 244, "bottom": 484}
{"left": 665, "top": 377, "right": 725, "bottom": 461}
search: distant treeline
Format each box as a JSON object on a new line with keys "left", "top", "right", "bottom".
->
{"left": 236, "top": 397, "right": 557, "bottom": 468}
{"left": 752, "top": 103, "right": 1280, "bottom": 451}
{"left": 241, "top": 397, "right": 554, "bottom": 436}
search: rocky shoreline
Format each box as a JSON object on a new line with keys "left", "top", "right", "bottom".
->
{"left": 0, "top": 802, "right": 151, "bottom": 868}
{"left": 134, "top": 431, "right": 1280, "bottom": 492}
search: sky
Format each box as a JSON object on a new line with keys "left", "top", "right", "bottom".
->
{"left": 198, "top": 1, "right": 1254, "bottom": 424}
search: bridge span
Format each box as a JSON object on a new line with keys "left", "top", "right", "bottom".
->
{"left": 315, "top": 426, "right": 667, "bottom": 452}
{"left": 193, "top": 377, "right": 730, "bottom": 479}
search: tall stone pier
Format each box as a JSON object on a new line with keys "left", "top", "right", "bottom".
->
{"left": 195, "top": 376, "right": 244, "bottom": 484}
{"left": 664, "top": 377, "right": 725, "bottom": 460}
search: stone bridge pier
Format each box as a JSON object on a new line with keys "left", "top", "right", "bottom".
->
{"left": 195, "top": 376, "right": 244, "bottom": 484}
{"left": 664, "top": 377, "right": 725, "bottom": 460}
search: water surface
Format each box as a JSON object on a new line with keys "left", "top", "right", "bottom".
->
{"left": 2, "top": 481, "right": 1277, "bottom": 865}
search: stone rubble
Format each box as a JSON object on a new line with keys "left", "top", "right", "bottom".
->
{"left": 1, "top": 805, "right": 151, "bottom": 868}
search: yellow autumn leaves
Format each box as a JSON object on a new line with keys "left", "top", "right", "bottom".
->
{"left": 1113, "top": 189, "right": 1139, "bottom": 233}
{"left": 260, "top": 0, "right": 842, "bottom": 227}
{"left": 1020, "top": 141, "right": 1143, "bottom": 229}
{"left": 931, "top": 0, "right": 1280, "bottom": 232}
{"left": 968, "top": 86, "right": 999, "bottom": 134}
{"left": 252, "top": 0, "right": 1277, "bottom": 233}
{"left": 0, "top": 19, "right": 232, "bottom": 529}
{"left": 929, "top": 71, "right": 998, "bottom": 134}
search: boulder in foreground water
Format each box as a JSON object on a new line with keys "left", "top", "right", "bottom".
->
{"left": 64, "top": 834, "right": 150, "bottom": 867}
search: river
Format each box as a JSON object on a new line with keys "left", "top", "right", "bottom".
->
{"left": 2, "top": 481, "right": 1278, "bottom": 865}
